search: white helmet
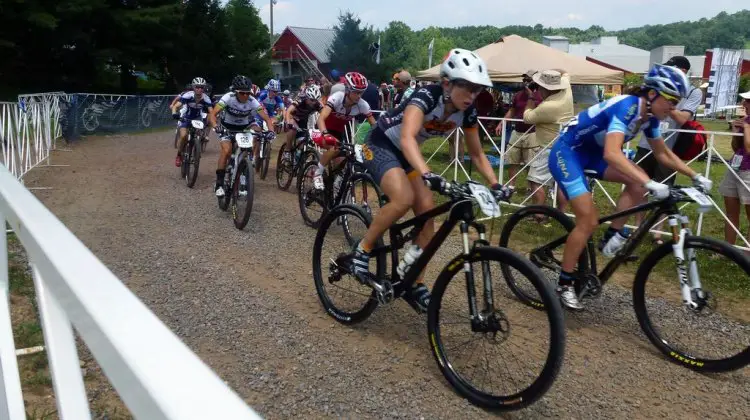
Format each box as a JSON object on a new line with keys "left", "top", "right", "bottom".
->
{"left": 304, "top": 84, "right": 321, "bottom": 100}
{"left": 283, "top": 90, "right": 290, "bottom": 96}
{"left": 191, "top": 77, "right": 206, "bottom": 87}
{"left": 440, "top": 49, "right": 492, "bottom": 88}
{"left": 265, "top": 79, "right": 281, "bottom": 92}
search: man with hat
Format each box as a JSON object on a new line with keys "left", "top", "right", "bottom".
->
{"left": 495, "top": 69, "right": 544, "bottom": 193}
{"left": 522, "top": 69, "right": 575, "bottom": 211}
{"left": 633, "top": 55, "right": 703, "bottom": 244}
{"left": 392, "top": 70, "right": 414, "bottom": 107}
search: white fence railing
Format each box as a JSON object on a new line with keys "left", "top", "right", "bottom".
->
{"left": 0, "top": 164, "right": 262, "bottom": 419}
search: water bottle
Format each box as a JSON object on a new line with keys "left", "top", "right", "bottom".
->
{"left": 397, "top": 244, "right": 423, "bottom": 278}
{"left": 602, "top": 227, "right": 630, "bottom": 257}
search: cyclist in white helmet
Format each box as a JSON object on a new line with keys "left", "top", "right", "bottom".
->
{"left": 171, "top": 77, "right": 213, "bottom": 167}
{"left": 283, "top": 84, "right": 324, "bottom": 155}
{"left": 342, "top": 49, "right": 511, "bottom": 313}
{"left": 548, "top": 64, "right": 713, "bottom": 310}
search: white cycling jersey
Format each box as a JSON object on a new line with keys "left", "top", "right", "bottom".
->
{"left": 217, "top": 92, "right": 263, "bottom": 126}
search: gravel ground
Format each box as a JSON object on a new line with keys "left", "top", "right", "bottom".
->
{"left": 23, "top": 131, "right": 750, "bottom": 419}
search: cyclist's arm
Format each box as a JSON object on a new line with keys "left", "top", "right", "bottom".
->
{"left": 170, "top": 97, "right": 184, "bottom": 114}
{"left": 208, "top": 103, "right": 224, "bottom": 128}
{"left": 366, "top": 114, "right": 377, "bottom": 126}
{"left": 602, "top": 132, "right": 649, "bottom": 185}
{"left": 257, "top": 107, "right": 275, "bottom": 132}
{"left": 400, "top": 105, "right": 430, "bottom": 175}
{"left": 317, "top": 105, "right": 332, "bottom": 132}
{"left": 464, "top": 127, "right": 499, "bottom": 185}
{"left": 650, "top": 138, "right": 698, "bottom": 178}
{"left": 285, "top": 104, "right": 297, "bottom": 125}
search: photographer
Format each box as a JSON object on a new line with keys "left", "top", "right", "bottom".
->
{"left": 495, "top": 70, "right": 543, "bottom": 192}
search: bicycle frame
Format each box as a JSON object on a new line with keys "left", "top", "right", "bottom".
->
{"left": 370, "top": 198, "right": 490, "bottom": 308}
{"left": 540, "top": 198, "right": 687, "bottom": 286}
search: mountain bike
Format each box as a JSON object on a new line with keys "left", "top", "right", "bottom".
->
{"left": 216, "top": 129, "right": 270, "bottom": 230}
{"left": 312, "top": 180, "right": 565, "bottom": 410}
{"left": 276, "top": 128, "right": 320, "bottom": 191}
{"left": 297, "top": 142, "right": 384, "bottom": 235}
{"left": 254, "top": 128, "right": 274, "bottom": 180}
{"left": 179, "top": 117, "right": 207, "bottom": 188}
{"left": 499, "top": 185, "right": 750, "bottom": 372}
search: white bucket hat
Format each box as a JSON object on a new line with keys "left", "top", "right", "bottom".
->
{"left": 532, "top": 70, "right": 569, "bottom": 90}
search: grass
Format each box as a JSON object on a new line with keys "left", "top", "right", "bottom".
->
{"left": 417, "top": 119, "right": 750, "bottom": 302}
{"left": 7, "top": 235, "right": 132, "bottom": 419}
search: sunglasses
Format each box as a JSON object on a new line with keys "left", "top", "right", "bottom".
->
{"left": 236, "top": 91, "right": 251, "bottom": 96}
{"left": 659, "top": 91, "right": 680, "bottom": 106}
{"left": 453, "top": 79, "right": 485, "bottom": 94}
{"left": 194, "top": 85, "right": 205, "bottom": 89}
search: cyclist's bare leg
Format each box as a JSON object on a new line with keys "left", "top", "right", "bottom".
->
{"left": 601, "top": 166, "right": 649, "bottom": 231}
{"left": 561, "top": 192, "right": 598, "bottom": 273}
{"left": 408, "top": 171, "right": 436, "bottom": 285}
{"left": 319, "top": 146, "right": 339, "bottom": 169}
{"left": 218, "top": 141, "right": 231, "bottom": 170}
{"left": 360, "top": 168, "right": 414, "bottom": 251}
{"left": 284, "top": 127, "right": 296, "bottom": 153}
{"left": 176, "top": 127, "right": 189, "bottom": 153}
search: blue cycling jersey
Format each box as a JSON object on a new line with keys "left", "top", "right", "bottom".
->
{"left": 257, "top": 90, "right": 284, "bottom": 117}
{"left": 550, "top": 95, "right": 664, "bottom": 200}
{"left": 560, "top": 95, "right": 661, "bottom": 149}
{"left": 178, "top": 91, "right": 213, "bottom": 119}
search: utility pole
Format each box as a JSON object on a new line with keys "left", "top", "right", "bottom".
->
{"left": 270, "top": 0, "right": 277, "bottom": 43}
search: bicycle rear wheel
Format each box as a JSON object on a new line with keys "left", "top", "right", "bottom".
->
{"left": 428, "top": 246, "right": 565, "bottom": 410}
{"left": 498, "top": 205, "right": 578, "bottom": 308}
{"left": 312, "top": 204, "right": 385, "bottom": 324}
{"left": 232, "top": 156, "right": 254, "bottom": 230}
{"left": 633, "top": 235, "right": 750, "bottom": 372}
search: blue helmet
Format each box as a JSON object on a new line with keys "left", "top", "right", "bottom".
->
{"left": 643, "top": 64, "right": 690, "bottom": 98}
{"left": 330, "top": 69, "right": 340, "bottom": 79}
{"left": 265, "top": 79, "right": 280, "bottom": 92}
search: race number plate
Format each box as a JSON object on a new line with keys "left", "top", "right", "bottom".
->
{"left": 236, "top": 132, "right": 253, "bottom": 148}
{"left": 468, "top": 182, "right": 500, "bottom": 217}
{"left": 681, "top": 187, "right": 713, "bottom": 212}
{"left": 191, "top": 120, "right": 204, "bottom": 129}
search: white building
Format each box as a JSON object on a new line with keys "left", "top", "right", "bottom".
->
{"left": 542, "top": 35, "right": 705, "bottom": 79}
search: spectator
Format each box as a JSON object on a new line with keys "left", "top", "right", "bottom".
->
{"left": 719, "top": 91, "right": 750, "bottom": 247}
{"left": 361, "top": 77, "right": 380, "bottom": 112}
{"left": 379, "top": 82, "right": 390, "bottom": 110}
{"left": 633, "top": 55, "right": 702, "bottom": 244}
{"left": 522, "top": 69, "right": 574, "bottom": 212}
{"left": 392, "top": 70, "right": 414, "bottom": 107}
{"left": 494, "top": 69, "right": 543, "bottom": 192}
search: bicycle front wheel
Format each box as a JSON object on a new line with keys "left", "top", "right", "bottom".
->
{"left": 232, "top": 156, "right": 254, "bottom": 230}
{"left": 186, "top": 139, "right": 200, "bottom": 188}
{"left": 428, "top": 246, "right": 565, "bottom": 410}
{"left": 276, "top": 143, "right": 293, "bottom": 190}
{"left": 633, "top": 235, "right": 750, "bottom": 372}
{"left": 297, "top": 160, "right": 327, "bottom": 228}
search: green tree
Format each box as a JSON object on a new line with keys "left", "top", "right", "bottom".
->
{"left": 224, "top": 0, "right": 272, "bottom": 86}
{"left": 328, "top": 12, "right": 378, "bottom": 77}
{"left": 378, "top": 21, "right": 418, "bottom": 81}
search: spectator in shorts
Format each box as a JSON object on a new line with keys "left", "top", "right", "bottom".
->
{"left": 633, "top": 56, "right": 702, "bottom": 244}
{"left": 495, "top": 69, "right": 543, "bottom": 193}
{"left": 522, "top": 69, "right": 574, "bottom": 212}
{"left": 719, "top": 91, "right": 750, "bottom": 247}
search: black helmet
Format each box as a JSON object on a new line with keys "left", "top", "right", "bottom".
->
{"left": 232, "top": 75, "right": 252, "bottom": 91}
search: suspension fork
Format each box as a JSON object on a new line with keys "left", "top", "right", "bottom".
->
{"left": 460, "top": 222, "right": 480, "bottom": 322}
{"left": 668, "top": 214, "right": 704, "bottom": 308}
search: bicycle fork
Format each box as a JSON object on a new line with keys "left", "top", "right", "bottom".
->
{"left": 461, "top": 223, "right": 496, "bottom": 331}
{"left": 668, "top": 215, "right": 705, "bottom": 309}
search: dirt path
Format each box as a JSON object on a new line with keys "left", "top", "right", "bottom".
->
{"left": 23, "top": 131, "right": 750, "bottom": 419}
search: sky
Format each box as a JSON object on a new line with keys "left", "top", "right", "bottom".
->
{"left": 257, "top": 1, "right": 747, "bottom": 33}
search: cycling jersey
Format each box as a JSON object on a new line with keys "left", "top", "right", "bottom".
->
{"left": 178, "top": 91, "right": 213, "bottom": 120}
{"left": 324, "top": 91, "right": 372, "bottom": 133}
{"left": 290, "top": 98, "right": 323, "bottom": 124}
{"left": 375, "top": 84, "right": 478, "bottom": 150}
{"left": 257, "top": 90, "right": 285, "bottom": 117}
{"left": 216, "top": 92, "right": 263, "bottom": 127}
{"left": 549, "top": 95, "right": 662, "bottom": 199}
